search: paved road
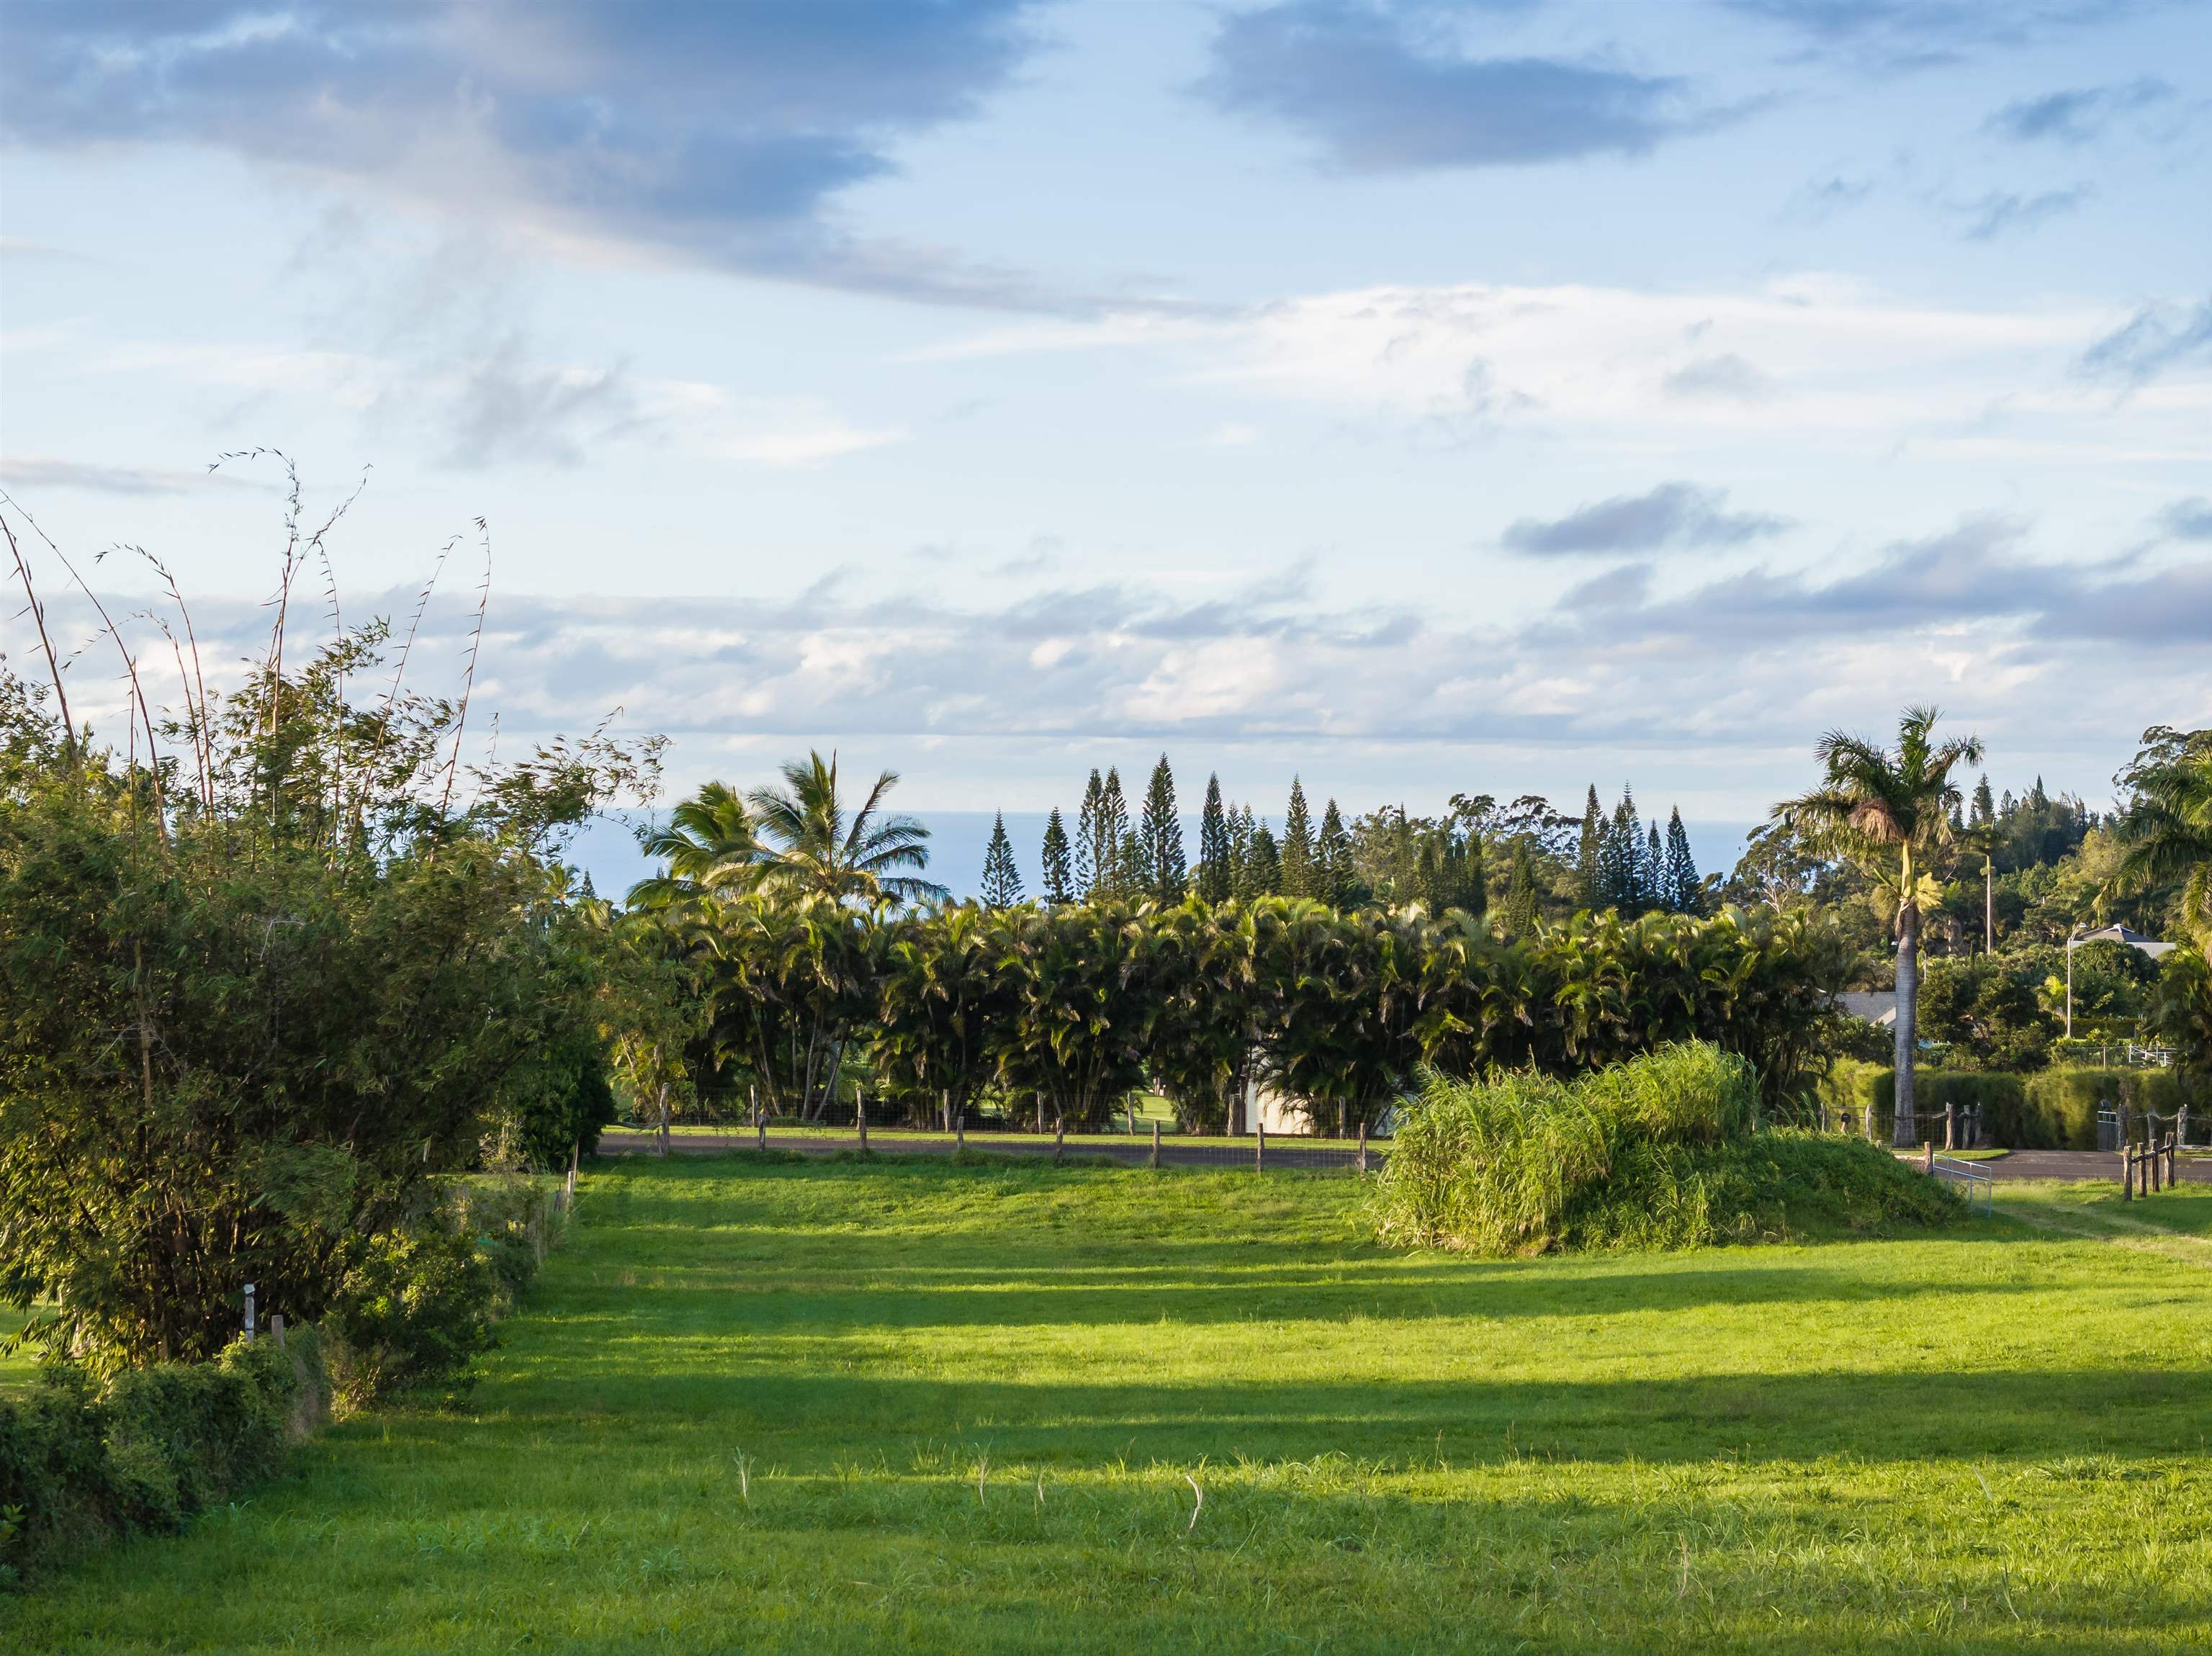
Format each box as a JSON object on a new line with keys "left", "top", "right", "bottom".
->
{"left": 1937, "top": 1148, "right": 2211, "bottom": 1184}
{"left": 594, "top": 1128, "right": 1374, "bottom": 1171}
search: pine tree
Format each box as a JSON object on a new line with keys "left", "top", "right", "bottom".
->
{"left": 1599, "top": 790, "right": 1637, "bottom": 913}
{"left": 1663, "top": 806, "right": 1702, "bottom": 915}
{"left": 981, "top": 812, "right": 1023, "bottom": 907}
{"left": 1503, "top": 837, "right": 1539, "bottom": 936}
{"left": 1138, "top": 754, "right": 1187, "bottom": 901}
{"left": 1316, "top": 799, "right": 1352, "bottom": 907}
{"left": 1118, "top": 826, "right": 1145, "bottom": 896}
{"left": 1040, "top": 808, "right": 1073, "bottom": 905}
{"left": 1097, "top": 768, "right": 1130, "bottom": 896}
{"left": 1280, "top": 778, "right": 1315, "bottom": 898}
{"left": 1575, "top": 784, "right": 1602, "bottom": 909}
{"left": 1196, "top": 774, "right": 1233, "bottom": 902}
{"left": 1229, "top": 804, "right": 1255, "bottom": 896}
{"left": 1972, "top": 773, "right": 1995, "bottom": 827}
{"left": 1075, "top": 769, "right": 1104, "bottom": 897}
{"left": 1244, "top": 821, "right": 1282, "bottom": 897}
{"left": 1647, "top": 822, "right": 1664, "bottom": 910}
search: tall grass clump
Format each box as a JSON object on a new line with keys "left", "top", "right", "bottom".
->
{"left": 1375, "top": 1041, "right": 1959, "bottom": 1254}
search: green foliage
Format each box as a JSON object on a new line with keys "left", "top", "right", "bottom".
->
{"left": 1136, "top": 755, "right": 1186, "bottom": 902}
{"left": 0, "top": 1329, "right": 322, "bottom": 1585}
{"left": 979, "top": 811, "right": 1022, "bottom": 907}
{"left": 1371, "top": 1042, "right": 1921, "bottom": 1255}
{"left": 0, "top": 636, "right": 643, "bottom": 1373}
{"left": 2152, "top": 945, "right": 2212, "bottom": 1075}
{"left": 1039, "top": 807, "right": 1074, "bottom": 906}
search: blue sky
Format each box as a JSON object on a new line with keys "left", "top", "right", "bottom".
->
{"left": 3, "top": 0, "right": 2208, "bottom": 882}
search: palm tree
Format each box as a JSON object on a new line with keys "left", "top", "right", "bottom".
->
{"left": 2113, "top": 727, "right": 2212, "bottom": 962}
{"left": 748, "top": 750, "right": 948, "bottom": 906}
{"left": 626, "top": 780, "right": 760, "bottom": 909}
{"left": 1773, "top": 706, "right": 1982, "bottom": 1147}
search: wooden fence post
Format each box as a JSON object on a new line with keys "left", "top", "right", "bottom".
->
{"left": 857, "top": 1092, "right": 868, "bottom": 1152}
{"left": 1923, "top": 1140, "right": 1934, "bottom": 1175}
{"left": 1946, "top": 1099, "right": 1956, "bottom": 1151}
{"left": 567, "top": 1140, "right": 579, "bottom": 1199}
{"left": 1357, "top": 1120, "right": 1368, "bottom": 1175}
{"left": 1255, "top": 1123, "right": 1264, "bottom": 1172}
{"left": 1054, "top": 1113, "right": 1064, "bottom": 1165}
{"left": 2123, "top": 1146, "right": 2134, "bottom": 1200}
{"left": 753, "top": 1085, "right": 765, "bottom": 1151}
{"left": 956, "top": 1112, "right": 966, "bottom": 1152}
{"left": 1151, "top": 1120, "right": 1161, "bottom": 1169}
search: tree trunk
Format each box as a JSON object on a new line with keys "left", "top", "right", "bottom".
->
{"left": 1893, "top": 904, "right": 1920, "bottom": 1148}
{"left": 657, "top": 1080, "right": 670, "bottom": 1158}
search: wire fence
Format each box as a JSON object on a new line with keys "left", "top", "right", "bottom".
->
{"left": 600, "top": 1118, "right": 1385, "bottom": 1174}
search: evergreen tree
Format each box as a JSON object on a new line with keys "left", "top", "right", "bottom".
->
{"left": 1040, "top": 808, "right": 1073, "bottom": 905}
{"left": 1196, "top": 773, "right": 1233, "bottom": 902}
{"left": 1118, "top": 826, "right": 1145, "bottom": 896}
{"left": 1316, "top": 799, "right": 1353, "bottom": 907}
{"left": 1280, "top": 778, "right": 1315, "bottom": 898}
{"left": 1229, "top": 804, "right": 1255, "bottom": 896}
{"left": 1503, "top": 837, "right": 1539, "bottom": 936}
{"left": 1971, "top": 773, "right": 1995, "bottom": 827}
{"left": 1244, "top": 821, "right": 1282, "bottom": 897}
{"left": 1599, "top": 789, "right": 1641, "bottom": 913}
{"left": 1097, "top": 768, "right": 1131, "bottom": 896}
{"left": 1663, "top": 806, "right": 1702, "bottom": 915}
{"left": 1647, "top": 822, "right": 1664, "bottom": 910}
{"left": 1138, "top": 754, "right": 1187, "bottom": 901}
{"left": 981, "top": 812, "right": 1023, "bottom": 907}
{"left": 1075, "top": 769, "right": 1105, "bottom": 897}
{"left": 1576, "top": 784, "right": 1602, "bottom": 909}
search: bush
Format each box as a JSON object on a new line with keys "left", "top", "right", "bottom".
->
{"left": 323, "top": 1178, "right": 567, "bottom": 1409}
{"left": 1372, "top": 1042, "right": 1943, "bottom": 1254}
{"left": 1825, "top": 1065, "right": 2208, "bottom": 1148}
{"left": 0, "top": 1330, "right": 322, "bottom": 1587}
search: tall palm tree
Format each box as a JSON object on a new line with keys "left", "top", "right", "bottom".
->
{"left": 626, "top": 780, "right": 760, "bottom": 909}
{"left": 2113, "top": 727, "right": 2212, "bottom": 962}
{"left": 748, "top": 750, "right": 948, "bottom": 906}
{"left": 1773, "top": 706, "right": 1982, "bottom": 1147}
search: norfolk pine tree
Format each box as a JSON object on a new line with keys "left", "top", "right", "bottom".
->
{"left": 1576, "top": 784, "right": 1603, "bottom": 909}
{"left": 1281, "top": 778, "right": 1316, "bottom": 897}
{"left": 1139, "top": 754, "right": 1188, "bottom": 901}
{"left": 1197, "top": 773, "right": 1233, "bottom": 901}
{"left": 981, "top": 811, "right": 1023, "bottom": 906}
{"left": 1076, "top": 770, "right": 1105, "bottom": 896}
{"left": 1040, "top": 808, "right": 1074, "bottom": 904}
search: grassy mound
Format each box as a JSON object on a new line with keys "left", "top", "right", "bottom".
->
{"left": 1375, "top": 1042, "right": 1961, "bottom": 1254}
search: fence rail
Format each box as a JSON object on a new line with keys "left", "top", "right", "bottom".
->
{"left": 599, "top": 1120, "right": 1383, "bottom": 1174}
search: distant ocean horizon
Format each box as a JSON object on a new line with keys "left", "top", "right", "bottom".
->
{"left": 565, "top": 811, "right": 1758, "bottom": 906}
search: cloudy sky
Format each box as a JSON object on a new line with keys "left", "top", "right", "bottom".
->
{"left": 3, "top": 0, "right": 2209, "bottom": 883}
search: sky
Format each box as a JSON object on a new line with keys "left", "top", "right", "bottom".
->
{"left": 2, "top": 0, "right": 2209, "bottom": 896}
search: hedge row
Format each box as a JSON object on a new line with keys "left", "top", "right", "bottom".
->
{"left": 0, "top": 1329, "right": 324, "bottom": 1587}
{"left": 1818, "top": 1063, "right": 2208, "bottom": 1149}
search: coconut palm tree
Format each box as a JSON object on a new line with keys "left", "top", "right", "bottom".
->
{"left": 2113, "top": 726, "right": 2212, "bottom": 961}
{"left": 748, "top": 750, "right": 948, "bottom": 906}
{"left": 1773, "top": 706, "right": 1982, "bottom": 1147}
{"left": 625, "top": 780, "right": 760, "bottom": 909}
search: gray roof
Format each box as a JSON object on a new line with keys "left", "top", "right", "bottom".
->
{"left": 1837, "top": 991, "right": 1897, "bottom": 1027}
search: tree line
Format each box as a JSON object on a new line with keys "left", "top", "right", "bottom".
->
{"left": 977, "top": 757, "right": 1707, "bottom": 926}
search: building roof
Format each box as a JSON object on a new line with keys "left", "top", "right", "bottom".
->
{"left": 2078, "top": 924, "right": 2177, "bottom": 959}
{"left": 1838, "top": 991, "right": 1897, "bottom": 1027}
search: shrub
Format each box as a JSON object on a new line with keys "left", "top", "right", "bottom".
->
{"left": 1373, "top": 1042, "right": 1917, "bottom": 1254}
{"left": 1827, "top": 1065, "right": 2208, "bottom": 1148}
{"left": 0, "top": 1330, "right": 322, "bottom": 1587}
{"left": 323, "top": 1227, "right": 495, "bottom": 1410}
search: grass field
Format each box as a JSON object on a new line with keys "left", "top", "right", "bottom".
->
{"left": 0, "top": 1305, "right": 37, "bottom": 1393}
{"left": 12, "top": 1157, "right": 2212, "bottom": 1652}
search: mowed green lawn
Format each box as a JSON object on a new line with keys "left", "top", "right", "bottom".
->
{"left": 15, "top": 1158, "right": 2212, "bottom": 1653}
